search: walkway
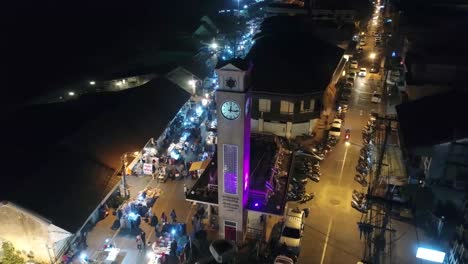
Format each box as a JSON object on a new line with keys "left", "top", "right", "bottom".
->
{"left": 79, "top": 175, "right": 198, "bottom": 264}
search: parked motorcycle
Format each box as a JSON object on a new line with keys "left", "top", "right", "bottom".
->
{"left": 351, "top": 200, "right": 368, "bottom": 213}
{"left": 352, "top": 190, "right": 366, "bottom": 200}
{"left": 307, "top": 170, "right": 322, "bottom": 176}
{"left": 299, "top": 192, "right": 316, "bottom": 204}
{"left": 287, "top": 192, "right": 303, "bottom": 201}
{"left": 308, "top": 174, "right": 320, "bottom": 182}
{"left": 292, "top": 178, "right": 308, "bottom": 184}
{"left": 354, "top": 174, "right": 368, "bottom": 187}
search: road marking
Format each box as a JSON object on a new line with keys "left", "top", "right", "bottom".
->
{"left": 338, "top": 145, "right": 349, "bottom": 185}
{"left": 320, "top": 218, "right": 333, "bottom": 264}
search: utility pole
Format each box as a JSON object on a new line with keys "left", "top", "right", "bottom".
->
{"left": 359, "top": 115, "right": 396, "bottom": 264}
{"left": 121, "top": 154, "right": 129, "bottom": 198}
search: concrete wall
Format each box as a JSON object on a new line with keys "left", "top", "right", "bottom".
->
{"left": 291, "top": 122, "right": 312, "bottom": 138}
{"left": 263, "top": 121, "right": 287, "bottom": 137}
{"left": 252, "top": 118, "right": 319, "bottom": 139}
{"left": 0, "top": 205, "right": 51, "bottom": 263}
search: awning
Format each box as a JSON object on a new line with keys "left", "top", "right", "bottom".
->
{"left": 189, "top": 159, "right": 211, "bottom": 171}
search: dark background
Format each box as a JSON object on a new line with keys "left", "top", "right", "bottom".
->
{"left": 3, "top": 0, "right": 232, "bottom": 106}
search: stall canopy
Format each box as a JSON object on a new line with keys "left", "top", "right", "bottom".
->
{"left": 189, "top": 159, "right": 212, "bottom": 172}
{"left": 0, "top": 76, "right": 190, "bottom": 233}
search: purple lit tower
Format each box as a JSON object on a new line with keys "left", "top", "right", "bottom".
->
{"left": 215, "top": 59, "right": 252, "bottom": 243}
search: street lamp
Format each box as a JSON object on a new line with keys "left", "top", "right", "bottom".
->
{"left": 369, "top": 53, "right": 376, "bottom": 60}
{"left": 121, "top": 151, "right": 140, "bottom": 198}
{"left": 345, "top": 141, "right": 350, "bottom": 147}
{"left": 68, "top": 91, "right": 75, "bottom": 96}
{"left": 89, "top": 81, "right": 96, "bottom": 85}
{"left": 210, "top": 42, "right": 218, "bottom": 50}
{"left": 188, "top": 78, "right": 197, "bottom": 95}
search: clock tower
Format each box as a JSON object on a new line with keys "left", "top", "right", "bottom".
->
{"left": 215, "top": 59, "right": 251, "bottom": 243}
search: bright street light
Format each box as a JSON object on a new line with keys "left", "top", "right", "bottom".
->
{"left": 210, "top": 42, "right": 218, "bottom": 50}
{"left": 89, "top": 81, "right": 96, "bottom": 85}
{"left": 188, "top": 79, "right": 196, "bottom": 88}
{"left": 369, "top": 53, "right": 376, "bottom": 60}
{"left": 68, "top": 91, "right": 75, "bottom": 96}
{"left": 345, "top": 142, "right": 350, "bottom": 146}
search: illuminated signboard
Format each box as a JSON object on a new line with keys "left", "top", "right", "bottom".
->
{"left": 416, "top": 247, "right": 445, "bottom": 263}
{"left": 223, "top": 144, "right": 238, "bottom": 195}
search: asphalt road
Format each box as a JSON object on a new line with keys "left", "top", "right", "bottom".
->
{"left": 295, "top": 12, "right": 388, "bottom": 264}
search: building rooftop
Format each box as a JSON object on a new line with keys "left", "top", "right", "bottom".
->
{"left": 186, "top": 134, "right": 291, "bottom": 216}
{"left": 246, "top": 17, "right": 344, "bottom": 95}
{"left": 247, "top": 133, "right": 291, "bottom": 216}
{"left": 0, "top": 77, "right": 190, "bottom": 232}
{"left": 216, "top": 58, "right": 251, "bottom": 71}
{"left": 186, "top": 158, "right": 219, "bottom": 205}
{"left": 396, "top": 90, "right": 468, "bottom": 151}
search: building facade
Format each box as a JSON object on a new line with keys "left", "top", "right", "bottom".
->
{"left": 0, "top": 202, "right": 72, "bottom": 263}
{"left": 250, "top": 92, "right": 322, "bottom": 138}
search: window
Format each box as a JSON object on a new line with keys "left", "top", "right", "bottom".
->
{"left": 223, "top": 144, "right": 238, "bottom": 195}
{"left": 258, "top": 99, "right": 271, "bottom": 112}
{"left": 309, "top": 99, "right": 315, "bottom": 112}
{"left": 280, "top": 101, "right": 294, "bottom": 114}
{"left": 300, "top": 99, "right": 315, "bottom": 113}
{"left": 282, "top": 227, "right": 301, "bottom": 239}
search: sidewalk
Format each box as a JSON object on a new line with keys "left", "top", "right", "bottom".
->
{"left": 78, "top": 175, "right": 198, "bottom": 264}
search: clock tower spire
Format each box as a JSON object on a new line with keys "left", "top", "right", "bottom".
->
{"left": 215, "top": 59, "right": 251, "bottom": 243}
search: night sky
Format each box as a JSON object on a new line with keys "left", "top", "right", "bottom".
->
{"left": 4, "top": 0, "right": 232, "bottom": 107}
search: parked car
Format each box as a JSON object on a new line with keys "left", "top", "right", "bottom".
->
{"left": 342, "top": 88, "right": 352, "bottom": 97}
{"left": 274, "top": 255, "right": 295, "bottom": 264}
{"left": 359, "top": 39, "right": 366, "bottom": 46}
{"left": 345, "top": 82, "right": 354, "bottom": 89}
{"left": 371, "top": 92, "right": 382, "bottom": 103}
{"left": 280, "top": 208, "right": 305, "bottom": 249}
{"left": 329, "top": 121, "right": 342, "bottom": 137}
{"left": 358, "top": 68, "right": 367, "bottom": 77}
{"left": 333, "top": 118, "right": 342, "bottom": 125}
{"left": 347, "top": 72, "right": 356, "bottom": 79}
{"left": 350, "top": 60, "right": 359, "bottom": 69}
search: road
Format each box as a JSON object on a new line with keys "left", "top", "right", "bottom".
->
{"left": 296, "top": 6, "right": 389, "bottom": 264}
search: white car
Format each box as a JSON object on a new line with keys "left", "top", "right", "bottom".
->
{"left": 358, "top": 68, "right": 367, "bottom": 77}
{"left": 371, "top": 92, "right": 382, "bottom": 103}
{"left": 359, "top": 40, "right": 366, "bottom": 46}
{"left": 350, "top": 60, "right": 358, "bottom": 69}
{"left": 329, "top": 121, "right": 342, "bottom": 137}
{"left": 333, "top": 118, "right": 343, "bottom": 125}
{"left": 274, "top": 255, "right": 295, "bottom": 264}
{"left": 280, "top": 208, "right": 305, "bottom": 248}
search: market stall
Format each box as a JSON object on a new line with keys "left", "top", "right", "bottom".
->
{"left": 146, "top": 224, "right": 188, "bottom": 264}
{"left": 189, "top": 159, "right": 211, "bottom": 179}
{"left": 117, "top": 187, "right": 162, "bottom": 229}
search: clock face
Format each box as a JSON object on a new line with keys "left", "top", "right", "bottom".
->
{"left": 221, "top": 101, "right": 241, "bottom": 120}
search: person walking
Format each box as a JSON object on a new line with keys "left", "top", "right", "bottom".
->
{"left": 136, "top": 235, "right": 143, "bottom": 252}
{"left": 161, "top": 212, "right": 167, "bottom": 224}
{"left": 184, "top": 184, "right": 188, "bottom": 196}
{"left": 170, "top": 209, "right": 177, "bottom": 223}
{"left": 140, "top": 231, "right": 146, "bottom": 249}
{"left": 151, "top": 214, "right": 159, "bottom": 227}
